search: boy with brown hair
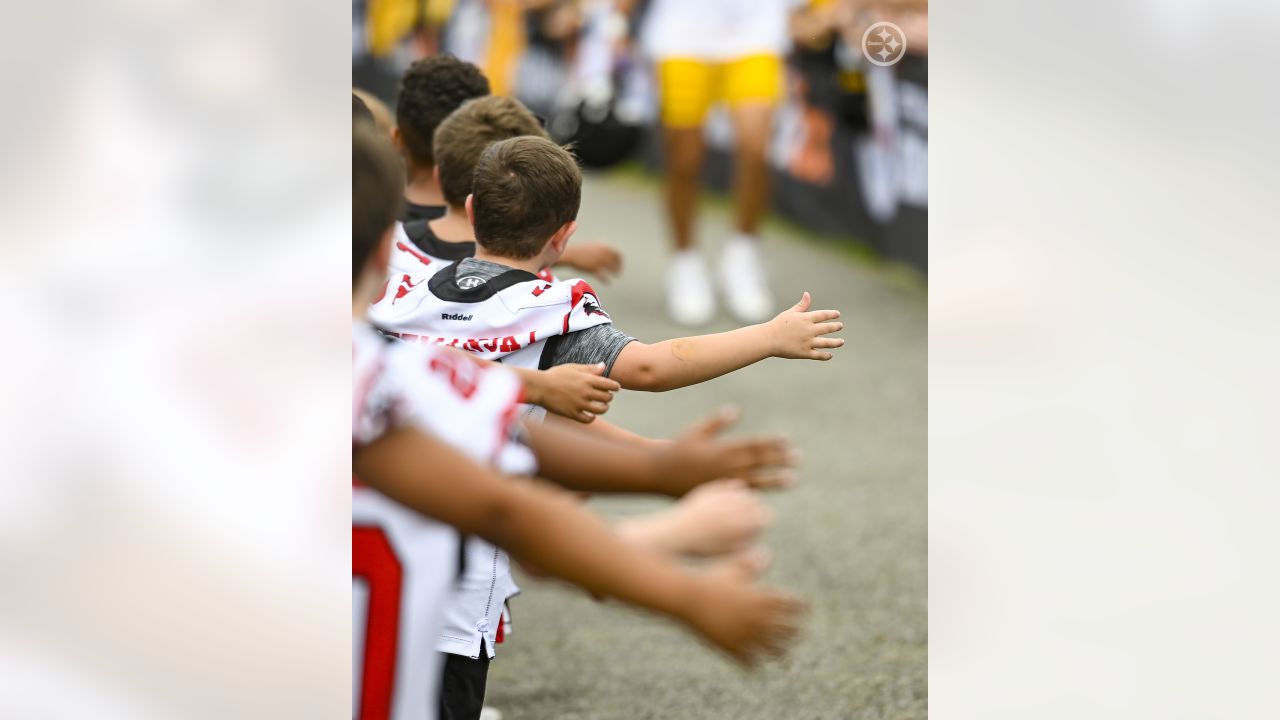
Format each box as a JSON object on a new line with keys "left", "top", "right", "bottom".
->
{"left": 428, "top": 95, "right": 548, "bottom": 248}
{"left": 375, "top": 134, "right": 845, "bottom": 394}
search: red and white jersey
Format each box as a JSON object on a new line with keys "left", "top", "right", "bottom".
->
{"left": 373, "top": 222, "right": 555, "bottom": 313}
{"left": 351, "top": 320, "right": 532, "bottom": 718}
{"left": 374, "top": 321, "right": 536, "bottom": 662}
{"left": 370, "top": 259, "right": 612, "bottom": 377}
{"left": 373, "top": 222, "right": 473, "bottom": 312}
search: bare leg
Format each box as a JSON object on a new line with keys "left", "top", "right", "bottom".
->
{"left": 718, "top": 103, "right": 777, "bottom": 323}
{"left": 728, "top": 103, "right": 775, "bottom": 237}
{"left": 663, "top": 126, "right": 706, "bottom": 251}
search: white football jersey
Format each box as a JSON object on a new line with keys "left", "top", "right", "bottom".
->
{"left": 370, "top": 260, "right": 613, "bottom": 377}
{"left": 351, "top": 320, "right": 532, "bottom": 718}
{"left": 373, "top": 221, "right": 555, "bottom": 314}
{"left": 384, "top": 327, "right": 536, "bottom": 662}
{"left": 374, "top": 222, "right": 473, "bottom": 310}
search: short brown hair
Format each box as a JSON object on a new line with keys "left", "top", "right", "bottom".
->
{"left": 434, "top": 96, "right": 548, "bottom": 208}
{"left": 395, "top": 55, "right": 490, "bottom": 168}
{"left": 353, "top": 123, "right": 405, "bottom": 283}
{"left": 471, "top": 136, "right": 582, "bottom": 260}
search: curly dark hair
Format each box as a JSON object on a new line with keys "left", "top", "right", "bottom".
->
{"left": 395, "top": 55, "right": 490, "bottom": 168}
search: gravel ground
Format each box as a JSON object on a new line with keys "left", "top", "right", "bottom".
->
{"left": 486, "top": 171, "right": 927, "bottom": 720}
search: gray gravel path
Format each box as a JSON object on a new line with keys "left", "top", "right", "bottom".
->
{"left": 486, "top": 171, "right": 927, "bottom": 720}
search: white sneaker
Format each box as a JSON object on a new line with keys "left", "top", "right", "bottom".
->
{"left": 718, "top": 235, "right": 774, "bottom": 323}
{"left": 479, "top": 708, "right": 504, "bottom": 720}
{"left": 666, "top": 250, "right": 715, "bottom": 326}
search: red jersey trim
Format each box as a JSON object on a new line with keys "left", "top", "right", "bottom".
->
{"left": 563, "top": 280, "right": 596, "bottom": 335}
{"left": 396, "top": 240, "right": 434, "bottom": 267}
{"left": 491, "top": 385, "right": 526, "bottom": 466}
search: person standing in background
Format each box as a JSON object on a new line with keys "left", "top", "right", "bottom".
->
{"left": 636, "top": 0, "right": 801, "bottom": 326}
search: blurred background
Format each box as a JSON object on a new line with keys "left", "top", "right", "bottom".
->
{"left": 353, "top": 0, "right": 928, "bottom": 271}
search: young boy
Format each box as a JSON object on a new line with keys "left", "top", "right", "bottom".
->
{"left": 392, "top": 55, "right": 622, "bottom": 275}
{"left": 374, "top": 134, "right": 845, "bottom": 392}
{"left": 392, "top": 55, "right": 490, "bottom": 223}
{"left": 354, "top": 124, "right": 802, "bottom": 720}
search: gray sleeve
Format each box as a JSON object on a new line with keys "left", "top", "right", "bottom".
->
{"left": 541, "top": 325, "right": 635, "bottom": 376}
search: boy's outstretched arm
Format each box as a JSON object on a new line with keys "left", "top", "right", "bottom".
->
{"left": 610, "top": 292, "right": 845, "bottom": 392}
{"left": 558, "top": 413, "right": 665, "bottom": 448}
{"left": 526, "top": 406, "right": 798, "bottom": 495}
{"left": 354, "top": 427, "right": 804, "bottom": 666}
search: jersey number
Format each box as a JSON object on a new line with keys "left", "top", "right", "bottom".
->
{"left": 428, "top": 352, "right": 483, "bottom": 399}
{"left": 353, "top": 525, "right": 402, "bottom": 720}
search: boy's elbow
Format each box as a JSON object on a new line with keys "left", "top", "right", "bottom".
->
{"left": 630, "top": 369, "right": 665, "bottom": 392}
{"left": 614, "top": 358, "right": 664, "bottom": 392}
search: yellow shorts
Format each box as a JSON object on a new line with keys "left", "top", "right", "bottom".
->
{"left": 656, "top": 54, "right": 785, "bottom": 128}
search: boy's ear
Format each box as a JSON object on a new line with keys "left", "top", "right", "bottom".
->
{"left": 432, "top": 165, "right": 442, "bottom": 191}
{"left": 549, "top": 220, "right": 578, "bottom": 254}
{"left": 390, "top": 126, "right": 403, "bottom": 154}
{"left": 465, "top": 194, "right": 475, "bottom": 226}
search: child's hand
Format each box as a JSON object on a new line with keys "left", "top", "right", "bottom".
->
{"left": 527, "top": 363, "right": 620, "bottom": 423}
{"left": 766, "top": 292, "right": 844, "bottom": 360}
{"left": 703, "top": 547, "right": 773, "bottom": 583}
{"left": 556, "top": 242, "right": 624, "bottom": 282}
{"left": 653, "top": 479, "right": 773, "bottom": 558}
{"left": 685, "top": 571, "right": 806, "bottom": 667}
{"left": 658, "top": 407, "right": 799, "bottom": 494}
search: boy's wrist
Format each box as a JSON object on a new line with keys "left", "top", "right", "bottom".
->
{"left": 514, "top": 368, "right": 543, "bottom": 406}
{"left": 751, "top": 320, "right": 781, "bottom": 358}
{"left": 673, "top": 575, "right": 718, "bottom": 635}
{"left": 650, "top": 444, "right": 692, "bottom": 497}
{"left": 617, "top": 511, "right": 679, "bottom": 556}
{"left": 632, "top": 559, "right": 707, "bottom": 631}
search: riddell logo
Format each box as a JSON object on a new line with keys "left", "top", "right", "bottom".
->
{"left": 441, "top": 313, "right": 473, "bottom": 321}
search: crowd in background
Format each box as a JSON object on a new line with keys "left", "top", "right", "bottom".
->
{"left": 354, "top": 0, "right": 928, "bottom": 272}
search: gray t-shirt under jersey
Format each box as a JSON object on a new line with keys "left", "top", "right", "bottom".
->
{"left": 452, "top": 258, "right": 635, "bottom": 375}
